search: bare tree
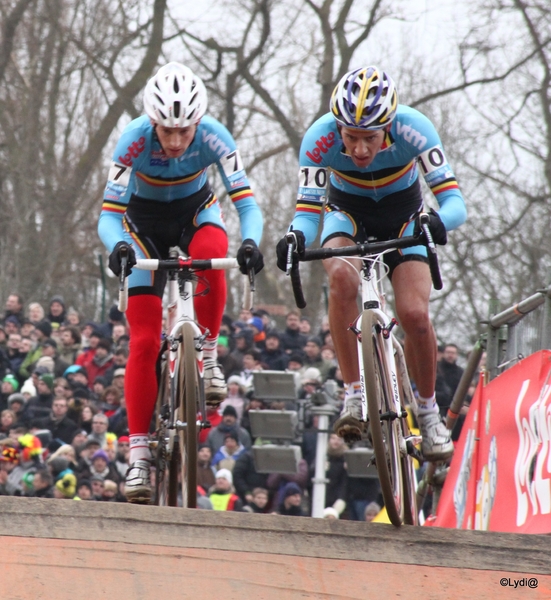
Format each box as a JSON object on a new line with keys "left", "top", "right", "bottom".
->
{"left": 0, "top": 0, "right": 167, "bottom": 318}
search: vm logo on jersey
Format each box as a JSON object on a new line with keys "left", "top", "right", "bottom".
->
{"left": 396, "top": 123, "right": 427, "bottom": 150}
{"left": 119, "top": 137, "right": 146, "bottom": 166}
{"left": 202, "top": 130, "right": 230, "bottom": 157}
{"left": 306, "top": 131, "right": 336, "bottom": 164}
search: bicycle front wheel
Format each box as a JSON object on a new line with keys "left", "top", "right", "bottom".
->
{"left": 361, "top": 309, "right": 404, "bottom": 526}
{"left": 177, "top": 322, "right": 199, "bottom": 508}
{"left": 154, "top": 357, "right": 180, "bottom": 507}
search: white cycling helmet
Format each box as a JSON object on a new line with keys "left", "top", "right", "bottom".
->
{"left": 330, "top": 66, "right": 398, "bottom": 129}
{"left": 144, "top": 62, "right": 207, "bottom": 127}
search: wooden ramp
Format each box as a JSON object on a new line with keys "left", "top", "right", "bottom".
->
{"left": 0, "top": 497, "right": 549, "bottom": 599}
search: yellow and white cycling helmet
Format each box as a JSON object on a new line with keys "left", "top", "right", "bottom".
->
{"left": 330, "top": 66, "right": 398, "bottom": 129}
{"left": 144, "top": 62, "right": 207, "bottom": 127}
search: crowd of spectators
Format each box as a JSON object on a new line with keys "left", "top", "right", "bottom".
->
{"left": 1, "top": 291, "right": 466, "bottom": 520}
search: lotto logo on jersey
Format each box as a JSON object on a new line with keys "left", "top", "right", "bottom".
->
{"left": 306, "top": 131, "right": 336, "bottom": 164}
{"left": 118, "top": 136, "right": 146, "bottom": 166}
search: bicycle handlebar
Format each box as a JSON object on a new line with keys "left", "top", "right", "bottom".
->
{"left": 117, "top": 256, "right": 241, "bottom": 312}
{"left": 286, "top": 214, "right": 443, "bottom": 308}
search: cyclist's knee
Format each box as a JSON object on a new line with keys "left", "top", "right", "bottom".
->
{"left": 327, "top": 262, "right": 358, "bottom": 300}
{"left": 188, "top": 225, "right": 228, "bottom": 258}
{"left": 399, "top": 306, "right": 432, "bottom": 337}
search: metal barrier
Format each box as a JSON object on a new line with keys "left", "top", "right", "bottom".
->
{"left": 446, "top": 283, "right": 551, "bottom": 431}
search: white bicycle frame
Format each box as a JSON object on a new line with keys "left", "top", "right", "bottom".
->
{"left": 134, "top": 255, "right": 239, "bottom": 427}
{"left": 353, "top": 254, "right": 418, "bottom": 448}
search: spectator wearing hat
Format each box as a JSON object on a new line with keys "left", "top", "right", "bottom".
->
{"left": 0, "top": 445, "right": 24, "bottom": 495}
{"left": 207, "top": 404, "right": 251, "bottom": 455}
{"left": 229, "top": 329, "right": 255, "bottom": 371}
{"left": 80, "top": 338, "right": 114, "bottom": 390}
{"left": 212, "top": 430, "right": 246, "bottom": 472}
{"left": 33, "top": 319, "right": 53, "bottom": 344}
{"left": 58, "top": 326, "right": 82, "bottom": 366}
{"left": 280, "top": 310, "right": 308, "bottom": 355}
{"left": 219, "top": 375, "right": 247, "bottom": 422}
{"left": 276, "top": 482, "right": 306, "bottom": 517}
{"left": 34, "top": 397, "right": 78, "bottom": 445}
{"left": 75, "top": 329, "right": 103, "bottom": 368}
{"left": 259, "top": 331, "right": 288, "bottom": 371}
{"left": 21, "top": 373, "right": 55, "bottom": 426}
{"left": 197, "top": 444, "right": 215, "bottom": 494}
{"left": 247, "top": 317, "right": 266, "bottom": 350}
{"left": 47, "top": 295, "right": 67, "bottom": 329}
{"left": 298, "top": 367, "right": 323, "bottom": 401}
{"left": 103, "top": 346, "right": 128, "bottom": 385}
{"left": 208, "top": 468, "right": 243, "bottom": 511}
{"left": 232, "top": 447, "right": 269, "bottom": 506}
{"left": 1, "top": 374, "right": 20, "bottom": 411}
{"left": 110, "top": 367, "right": 126, "bottom": 394}
{"left": 53, "top": 472, "right": 77, "bottom": 499}
{"left": 267, "top": 457, "right": 309, "bottom": 511}
{"left": 96, "top": 304, "right": 126, "bottom": 341}
{"left": 41, "top": 338, "right": 70, "bottom": 378}
{"left": 74, "top": 437, "right": 100, "bottom": 474}
{"left": 2, "top": 293, "right": 24, "bottom": 326}
{"left": 198, "top": 406, "right": 222, "bottom": 445}
{"left": 3, "top": 317, "right": 21, "bottom": 340}
{"left": 80, "top": 448, "right": 121, "bottom": 484}
{"left": 76, "top": 478, "right": 94, "bottom": 500}
{"left": 7, "top": 393, "right": 26, "bottom": 427}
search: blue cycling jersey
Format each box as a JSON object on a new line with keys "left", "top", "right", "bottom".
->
{"left": 98, "top": 114, "right": 263, "bottom": 252}
{"left": 290, "top": 106, "right": 467, "bottom": 245}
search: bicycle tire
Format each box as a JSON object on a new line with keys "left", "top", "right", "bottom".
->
{"left": 361, "top": 309, "right": 404, "bottom": 526}
{"left": 154, "top": 358, "right": 179, "bottom": 507}
{"left": 393, "top": 348, "right": 419, "bottom": 526}
{"left": 177, "top": 322, "right": 199, "bottom": 508}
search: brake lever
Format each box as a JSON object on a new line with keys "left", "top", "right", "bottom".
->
{"left": 285, "top": 231, "right": 298, "bottom": 276}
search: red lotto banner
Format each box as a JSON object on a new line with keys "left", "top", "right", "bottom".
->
{"left": 428, "top": 350, "right": 551, "bottom": 533}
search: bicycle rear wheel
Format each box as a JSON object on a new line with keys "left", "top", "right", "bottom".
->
{"left": 361, "top": 309, "right": 404, "bottom": 526}
{"left": 154, "top": 358, "right": 179, "bottom": 507}
{"left": 177, "top": 322, "right": 199, "bottom": 508}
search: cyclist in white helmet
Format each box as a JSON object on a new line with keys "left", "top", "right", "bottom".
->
{"left": 98, "top": 62, "right": 264, "bottom": 502}
{"left": 276, "top": 66, "right": 467, "bottom": 461}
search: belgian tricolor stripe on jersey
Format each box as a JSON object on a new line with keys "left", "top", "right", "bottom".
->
{"left": 101, "top": 201, "right": 126, "bottom": 214}
{"left": 333, "top": 161, "right": 414, "bottom": 190}
{"left": 430, "top": 177, "right": 459, "bottom": 195}
{"left": 136, "top": 169, "right": 205, "bottom": 187}
{"left": 229, "top": 187, "right": 254, "bottom": 203}
{"left": 296, "top": 200, "right": 323, "bottom": 215}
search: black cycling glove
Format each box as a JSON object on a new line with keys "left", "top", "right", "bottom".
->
{"left": 414, "top": 208, "right": 447, "bottom": 246}
{"left": 108, "top": 241, "right": 137, "bottom": 277}
{"left": 236, "top": 239, "right": 264, "bottom": 274}
{"left": 276, "top": 229, "right": 306, "bottom": 272}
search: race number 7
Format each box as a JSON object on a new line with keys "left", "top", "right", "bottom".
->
{"left": 299, "top": 167, "right": 327, "bottom": 189}
{"left": 221, "top": 150, "right": 244, "bottom": 177}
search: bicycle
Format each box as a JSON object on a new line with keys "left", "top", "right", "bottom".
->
{"left": 284, "top": 214, "right": 442, "bottom": 526}
{"left": 118, "top": 248, "right": 252, "bottom": 508}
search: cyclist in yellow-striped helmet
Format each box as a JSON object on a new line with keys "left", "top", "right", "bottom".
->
{"left": 330, "top": 66, "right": 398, "bottom": 130}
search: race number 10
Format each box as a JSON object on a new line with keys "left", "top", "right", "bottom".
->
{"left": 299, "top": 167, "right": 327, "bottom": 189}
